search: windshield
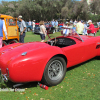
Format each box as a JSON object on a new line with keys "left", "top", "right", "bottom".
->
{"left": 62, "top": 28, "right": 84, "bottom": 42}
{"left": 9, "top": 19, "right": 16, "bottom": 26}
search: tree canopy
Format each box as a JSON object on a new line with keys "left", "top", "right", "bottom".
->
{"left": 0, "top": 0, "right": 100, "bottom": 22}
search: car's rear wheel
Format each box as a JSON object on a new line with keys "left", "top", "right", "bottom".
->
{"left": 2, "top": 41, "right": 7, "bottom": 47}
{"left": 41, "top": 57, "right": 66, "bottom": 86}
{"left": 8, "top": 40, "right": 18, "bottom": 44}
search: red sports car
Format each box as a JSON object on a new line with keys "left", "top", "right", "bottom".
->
{"left": 0, "top": 29, "right": 100, "bottom": 86}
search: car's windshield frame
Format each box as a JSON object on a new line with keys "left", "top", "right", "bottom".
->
{"left": 62, "top": 28, "right": 84, "bottom": 42}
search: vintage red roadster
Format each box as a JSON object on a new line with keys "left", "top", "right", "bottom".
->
{"left": 0, "top": 29, "right": 100, "bottom": 86}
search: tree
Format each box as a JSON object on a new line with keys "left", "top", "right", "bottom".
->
{"left": 61, "top": 0, "right": 88, "bottom": 21}
{"left": 90, "top": 0, "right": 100, "bottom": 15}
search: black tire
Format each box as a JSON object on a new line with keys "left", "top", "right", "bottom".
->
{"left": 41, "top": 57, "right": 66, "bottom": 86}
{"left": 8, "top": 40, "right": 18, "bottom": 44}
{"left": 2, "top": 41, "right": 7, "bottom": 47}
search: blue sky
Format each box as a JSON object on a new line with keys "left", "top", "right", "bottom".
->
{"left": 0, "top": 0, "right": 81, "bottom": 3}
{"left": 0, "top": 0, "right": 18, "bottom": 3}
{"left": 1, "top": 0, "right": 18, "bottom": 2}
{"left": 1, "top": 0, "right": 18, "bottom": 1}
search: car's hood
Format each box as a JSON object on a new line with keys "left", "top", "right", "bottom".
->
{"left": 0, "top": 42, "right": 49, "bottom": 55}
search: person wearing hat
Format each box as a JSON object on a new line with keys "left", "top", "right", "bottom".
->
{"left": 86, "top": 20, "right": 95, "bottom": 36}
{"left": 18, "top": 15, "right": 26, "bottom": 43}
{"left": 32, "top": 20, "right": 35, "bottom": 32}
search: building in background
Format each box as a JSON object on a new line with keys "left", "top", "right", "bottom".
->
{"left": 87, "top": 0, "right": 93, "bottom": 5}
{"left": 79, "top": 0, "right": 93, "bottom": 5}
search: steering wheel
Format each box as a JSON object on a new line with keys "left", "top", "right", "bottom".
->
{"left": 47, "top": 37, "right": 56, "bottom": 46}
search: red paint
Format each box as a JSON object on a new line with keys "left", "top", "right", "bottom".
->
{"left": 0, "top": 32, "right": 100, "bottom": 84}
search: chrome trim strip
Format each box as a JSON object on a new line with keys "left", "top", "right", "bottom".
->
{"left": 2, "top": 74, "right": 8, "bottom": 82}
{"left": 0, "top": 69, "right": 1, "bottom": 76}
{"left": 77, "top": 32, "right": 84, "bottom": 42}
{"left": 6, "top": 68, "right": 9, "bottom": 77}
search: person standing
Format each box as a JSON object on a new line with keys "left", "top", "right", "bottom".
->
{"left": 76, "top": 19, "right": 84, "bottom": 35}
{"left": 72, "top": 23, "right": 77, "bottom": 32}
{"left": 32, "top": 20, "right": 35, "bottom": 32}
{"left": 63, "top": 22, "right": 70, "bottom": 36}
{"left": 51, "top": 19, "right": 55, "bottom": 33}
{"left": 28, "top": 20, "right": 31, "bottom": 26}
{"left": 55, "top": 20, "right": 58, "bottom": 32}
{"left": 83, "top": 21, "right": 88, "bottom": 35}
{"left": 39, "top": 21, "right": 46, "bottom": 42}
{"left": 18, "top": 15, "right": 26, "bottom": 43}
{"left": 86, "top": 20, "right": 95, "bottom": 36}
{"left": 0, "top": 17, "right": 8, "bottom": 48}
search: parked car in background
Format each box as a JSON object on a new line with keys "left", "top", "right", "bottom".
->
{"left": 33, "top": 23, "right": 53, "bottom": 35}
{"left": 34, "top": 24, "right": 40, "bottom": 34}
{"left": 94, "top": 25, "right": 99, "bottom": 32}
{"left": 17, "top": 21, "right": 32, "bottom": 32}
{"left": 25, "top": 22, "right": 33, "bottom": 32}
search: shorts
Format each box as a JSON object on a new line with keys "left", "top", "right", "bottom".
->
{"left": 40, "top": 33, "right": 45, "bottom": 40}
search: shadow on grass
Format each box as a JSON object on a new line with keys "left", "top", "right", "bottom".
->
{"left": 1, "top": 81, "right": 38, "bottom": 89}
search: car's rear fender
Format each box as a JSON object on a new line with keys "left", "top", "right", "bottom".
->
{"left": 6, "top": 46, "right": 66, "bottom": 83}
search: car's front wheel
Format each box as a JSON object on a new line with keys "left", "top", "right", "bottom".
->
{"left": 41, "top": 57, "right": 66, "bottom": 86}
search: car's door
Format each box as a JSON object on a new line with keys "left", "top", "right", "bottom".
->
{"left": 62, "top": 42, "right": 85, "bottom": 67}
{"left": 62, "top": 37, "right": 97, "bottom": 68}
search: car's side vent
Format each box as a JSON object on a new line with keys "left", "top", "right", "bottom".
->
{"left": 96, "top": 45, "right": 100, "bottom": 49}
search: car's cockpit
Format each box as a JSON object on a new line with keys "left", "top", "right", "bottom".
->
{"left": 46, "top": 28, "right": 84, "bottom": 48}
{"left": 46, "top": 37, "right": 76, "bottom": 48}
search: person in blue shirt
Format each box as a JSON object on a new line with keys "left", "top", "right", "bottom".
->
{"left": 72, "top": 23, "right": 76, "bottom": 32}
{"left": 51, "top": 19, "right": 55, "bottom": 33}
{"left": 83, "top": 21, "right": 88, "bottom": 35}
{"left": 0, "top": 16, "right": 8, "bottom": 48}
{"left": 51, "top": 19, "right": 55, "bottom": 27}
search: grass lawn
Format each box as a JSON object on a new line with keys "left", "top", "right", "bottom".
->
{"left": 0, "top": 31, "right": 100, "bottom": 100}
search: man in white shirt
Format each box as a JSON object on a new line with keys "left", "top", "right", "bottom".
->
{"left": 28, "top": 20, "right": 31, "bottom": 26}
{"left": 18, "top": 15, "right": 26, "bottom": 43}
{"left": 32, "top": 20, "right": 35, "bottom": 32}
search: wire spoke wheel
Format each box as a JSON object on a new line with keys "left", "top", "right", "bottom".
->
{"left": 48, "top": 60, "right": 63, "bottom": 80}
{"left": 41, "top": 57, "right": 66, "bottom": 86}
